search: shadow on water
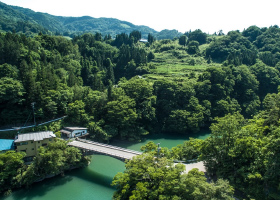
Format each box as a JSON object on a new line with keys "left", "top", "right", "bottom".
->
{"left": 1, "top": 174, "right": 74, "bottom": 200}
{"left": 0, "top": 166, "right": 116, "bottom": 200}
{"left": 111, "top": 129, "right": 211, "bottom": 149}
{"left": 69, "top": 167, "right": 115, "bottom": 189}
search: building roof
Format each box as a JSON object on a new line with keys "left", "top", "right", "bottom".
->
{"left": 14, "top": 131, "right": 56, "bottom": 143}
{"left": 139, "top": 39, "right": 148, "bottom": 43}
{"left": 64, "top": 127, "right": 88, "bottom": 131}
{"left": 60, "top": 127, "right": 87, "bottom": 135}
{"left": 60, "top": 129, "right": 71, "bottom": 135}
{"left": 0, "top": 139, "right": 15, "bottom": 151}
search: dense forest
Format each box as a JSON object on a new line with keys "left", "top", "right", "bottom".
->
{"left": 1, "top": 24, "right": 280, "bottom": 199}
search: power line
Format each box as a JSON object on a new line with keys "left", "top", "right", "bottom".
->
{"left": 0, "top": 116, "right": 67, "bottom": 132}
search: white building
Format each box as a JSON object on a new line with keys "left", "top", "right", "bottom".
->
{"left": 60, "top": 127, "right": 88, "bottom": 138}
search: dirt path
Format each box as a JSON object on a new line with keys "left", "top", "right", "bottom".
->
{"left": 176, "top": 161, "right": 206, "bottom": 173}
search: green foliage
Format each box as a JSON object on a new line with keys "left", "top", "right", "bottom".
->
{"left": 201, "top": 111, "right": 280, "bottom": 199}
{"left": 105, "top": 91, "right": 138, "bottom": 139}
{"left": 206, "top": 31, "right": 257, "bottom": 65}
{"left": 0, "top": 77, "right": 24, "bottom": 105}
{"left": 242, "top": 25, "right": 262, "bottom": 42}
{"left": 0, "top": 27, "right": 279, "bottom": 142}
{"left": 187, "top": 40, "right": 200, "bottom": 54}
{"left": 250, "top": 61, "right": 280, "bottom": 101}
{"left": 112, "top": 153, "right": 234, "bottom": 200}
{"left": 0, "top": 63, "right": 18, "bottom": 79}
{"left": 0, "top": 140, "right": 89, "bottom": 194}
{"left": 1, "top": 21, "right": 280, "bottom": 198}
{"left": 0, "top": 2, "right": 157, "bottom": 37}
{"left": 0, "top": 151, "right": 25, "bottom": 193}
{"left": 155, "top": 29, "right": 182, "bottom": 40}
{"left": 188, "top": 29, "right": 207, "bottom": 45}
{"left": 178, "top": 35, "right": 187, "bottom": 46}
{"left": 66, "top": 100, "right": 90, "bottom": 126}
{"left": 148, "top": 33, "right": 156, "bottom": 44}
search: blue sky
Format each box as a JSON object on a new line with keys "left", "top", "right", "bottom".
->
{"left": 1, "top": 0, "right": 279, "bottom": 34}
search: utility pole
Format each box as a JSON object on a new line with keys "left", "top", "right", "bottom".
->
{"left": 157, "top": 143, "right": 161, "bottom": 159}
{"left": 31, "top": 102, "right": 36, "bottom": 126}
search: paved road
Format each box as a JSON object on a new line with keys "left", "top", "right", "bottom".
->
{"left": 181, "top": 161, "right": 206, "bottom": 173}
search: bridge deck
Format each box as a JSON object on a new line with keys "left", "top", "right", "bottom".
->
{"left": 68, "top": 139, "right": 206, "bottom": 174}
{"left": 68, "top": 139, "right": 142, "bottom": 160}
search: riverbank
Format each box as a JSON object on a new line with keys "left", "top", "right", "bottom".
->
{"left": 1, "top": 131, "right": 211, "bottom": 200}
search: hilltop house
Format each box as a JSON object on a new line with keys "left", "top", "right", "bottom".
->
{"left": 60, "top": 127, "right": 88, "bottom": 138}
{"left": 14, "top": 131, "right": 56, "bottom": 159}
{"left": 0, "top": 139, "right": 15, "bottom": 153}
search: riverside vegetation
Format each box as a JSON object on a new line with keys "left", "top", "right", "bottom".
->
{"left": 0, "top": 25, "right": 280, "bottom": 199}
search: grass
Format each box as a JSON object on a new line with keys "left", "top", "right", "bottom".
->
{"left": 146, "top": 39, "right": 222, "bottom": 81}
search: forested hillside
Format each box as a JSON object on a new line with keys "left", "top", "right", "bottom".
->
{"left": 1, "top": 26, "right": 280, "bottom": 138}
{"left": 1, "top": 24, "right": 280, "bottom": 199}
{"left": 0, "top": 1, "right": 181, "bottom": 39}
{"left": 0, "top": 1, "right": 157, "bottom": 37}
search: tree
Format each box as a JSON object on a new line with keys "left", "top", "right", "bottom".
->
{"left": 0, "top": 151, "right": 25, "bottom": 193}
{"left": 20, "top": 139, "right": 89, "bottom": 187}
{"left": 105, "top": 91, "right": 138, "bottom": 139}
{"left": 188, "top": 29, "right": 207, "bottom": 44}
{"left": 148, "top": 33, "right": 156, "bottom": 44}
{"left": 129, "top": 31, "right": 141, "bottom": 43}
{"left": 88, "top": 121, "right": 110, "bottom": 142}
{"left": 0, "top": 77, "right": 24, "bottom": 106}
{"left": 231, "top": 65, "right": 260, "bottom": 117}
{"left": 250, "top": 61, "right": 280, "bottom": 101}
{"left": 187, "top": 40, "right": 199, "bottom": 54}
{"left": 104, "top": 58, "right": 115, "bottom": 85}
{"left": 112, "top": 153, "right": 234, "bottom": 200}
{"left": 201, "top": 112, "right": 245, "bottom": 176}
{"left": 66, "top": 100, "right": 90, "bottom": 126}
{"left": 242, "top": 25, "right": 262, "bottom": 42}
{"left": 179, "top": 35, "right": 187, "bottom": 46}
{"left": 0, "top": 63, "right": 18, "bottom": 79}
{"left": 147, "top": 51, "right": 155, "bottom": 61}
{"left": 19, "top": 59, "right": 36, "bottom": 103}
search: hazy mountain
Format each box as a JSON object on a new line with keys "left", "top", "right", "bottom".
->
{"left": 0, "top": 1, "right": 157, "bottom": 37}
{"left": 0, "top": 1, "right": 183, "bottom": 39}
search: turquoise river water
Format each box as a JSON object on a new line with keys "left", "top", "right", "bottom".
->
{"left": 1, "top": 130, "right": 210, "bottom": 200}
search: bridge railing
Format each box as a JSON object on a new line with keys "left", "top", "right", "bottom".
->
{"left": 69, "top": 141, "right": 132, "bottom": 160}
{"left": 76, "top": 138, "right": 142, "bottom": 155}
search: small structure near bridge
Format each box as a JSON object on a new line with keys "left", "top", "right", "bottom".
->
{"left": 60, "top": 127, "right": 88, "bottom": 138}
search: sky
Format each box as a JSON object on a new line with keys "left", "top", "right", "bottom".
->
{"left": 1, "top": 0, "right": 279, "bottom": 34}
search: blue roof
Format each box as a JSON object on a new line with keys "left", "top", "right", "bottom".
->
{"left": 0, "top": 139, "right": 15, "bottom": 151}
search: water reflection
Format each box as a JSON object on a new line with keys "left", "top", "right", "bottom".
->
{"left": 1, "top": 174, "right": 73, "bottom": 200}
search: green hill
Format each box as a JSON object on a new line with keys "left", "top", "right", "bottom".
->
{"left": 0, "top": 1, "right": 160, "bottom": 37}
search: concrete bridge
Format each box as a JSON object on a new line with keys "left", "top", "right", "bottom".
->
{"left": 68, "top": 138, "right": 206, "bottom": 174}
{"left": 68, "top": 138, "right": 142, "bottom": 161}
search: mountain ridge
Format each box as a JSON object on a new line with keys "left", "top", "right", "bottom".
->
{"left": 0, "top": 1, "right": 180, "bottom": 38}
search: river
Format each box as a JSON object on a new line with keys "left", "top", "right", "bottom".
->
{"left": 0, "top": 130, "right": 210, "bottom": 200}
